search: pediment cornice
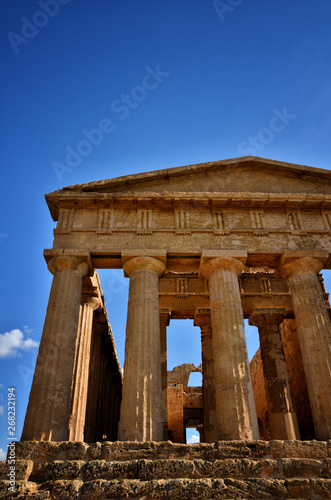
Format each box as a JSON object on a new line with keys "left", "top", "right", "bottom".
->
{"left": 46, "top": 156, "right": 331, "bottom": 220}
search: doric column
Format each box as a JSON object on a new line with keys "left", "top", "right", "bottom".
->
{"left": 199, "top": 250, "right": 259, "bottom": 440}
{"left": 194, "top": 308, "right": 217, "bottom": 443}
{"left": 118, "top": 250, "right": 166, "bottom": 441}
{"left": 159, "top": 308, "right": 171, "bottom": 441}
{"left": 249, "top": 308, "right": 300, "bottom": 440}
{"left": 280, "top": 250, "right": 331, "bottom": 440}
{"left": 22, "top": 249, "right": 92, "bottom": 442}
{"left": 69, "top": 274, "right": 101, "bottom": 441}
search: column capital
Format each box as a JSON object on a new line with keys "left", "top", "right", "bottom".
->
{"left": 81, "top": 273, "right": 103, "bottom": 310}
{"left": 123, "top": 256, "right": 166, "bottom": 278}
{"left": 199, "top": 250, "right": 247, "bottom": 279}
{"left": 44, "top": 249, "right": 93, "bottom": 277}
{"left": 81, "top": 286, "right": 101, "bottom": 310}
{"left": 159, "top": 308, "right": 171, "bottom": 326}
{"left": 280, "top": 250, "right": 328, "bottom": 278}
{"left": 249, "top": 308, "right": 287, "bottom": 328}
{"left": 122, "top": 250, "right": 166, "bottom": 278}
{"left": 122, "top": 249, "right": 167, "bottom": 264}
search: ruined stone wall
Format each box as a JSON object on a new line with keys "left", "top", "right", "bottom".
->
{"left": 279, "top": 319, "right": 315, "bottom": 440}
{"left": 167, "top": 383, "right": 184, "bottom": 443}
{"left": 250, "top": 350, "right": 271, "bottom": 440}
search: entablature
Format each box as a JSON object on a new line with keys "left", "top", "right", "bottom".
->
{"left": 158, "top": 271, "right": 330, "bottom": 319}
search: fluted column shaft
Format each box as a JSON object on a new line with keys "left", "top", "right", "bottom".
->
{"left": 118, "top": 255, "right": 166, "bottom": 441}
{"left": 194, "top": 308, "right": 217, "bottom": 443}
{"left": 200, "top": 253, "right": 259, "bottom": 440}
{"left": 22, "top": 250, "right": 91, "bottom": 441}
{"left": 249, "top": 308, "right": 300, "bottom": 440}
{"left": 159, "top": 309, "right": 171, "bottom": 441}
{"left": 281, "top": 255, "right": 331, "bottom": 440}
{"left": 69, "top": 282, "right": 101, "bottom": 441}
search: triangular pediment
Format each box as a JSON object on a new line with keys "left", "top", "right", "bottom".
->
{"left": 46, "top": 157, "right": 331, "bottom": 218}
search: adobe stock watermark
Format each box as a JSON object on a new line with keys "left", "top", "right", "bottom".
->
{"left": 0, "top": 233, "right": 8, "bottom": 244}
{"left": 238, "top": 106, "right": 296, "bottom": 156}
{"left": 52, "top": 64, "right": 170, "bottom": 182}
{"left": 213, "top": 0, "right": 244, "bottom": 21}
{"left": 7, "top": 0, "right": 71, "bottom": 54}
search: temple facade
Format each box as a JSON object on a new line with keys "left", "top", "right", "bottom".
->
{"left": 22, "top": 156, "right": 331, "bottom": 443}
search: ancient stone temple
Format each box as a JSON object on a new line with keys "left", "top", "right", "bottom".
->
{"left": 3, "top": 156, "right": 331, "bottom": 499}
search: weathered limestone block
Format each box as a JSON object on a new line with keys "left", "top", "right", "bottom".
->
{"left": 283, "top": 440, "right": 328, "bottom": 459}
{"left": 82, "top": 460, "right": 139, "bottom": 481}
{"left": 118, "top": 251, "right": 166, "bottom": 442}
{"left": 101, "top": 440, "right": 168, "bottom": 461}
{"left": 285, "top": 477, "right": 311, "bottom": 499}
{"left": 87, "top": 442, "right": 102, "bottom": 460}
{"left": 30, "top": 460, "right": 84, "bottom": 482}
{"left": 0, "top": 459, "right": 33, "bottom": 480}
{"left": 216, "top": 440, "right": 271, "bottom": 459}
{"left": 14, "top": 441, "right": 63, "bottom": 462}
{"left": 0, "top": 479, "right": 38, "bottom": 498}
{"left": 167, "top": 442, "right": 218, "bottom": 461}
{"left": 280, "top": 458, "right": 330, "bottom": 479}
{"left": 199, "top": 250, "right": 259, "bottom": 441}
{"left": 138, "top": 458, "right": 196, "bottom": 481}
{"left": 224, "top": 477, "right": 288, "bottom": 498}
{"left": 47, "top": 479, "right": 82, "bottom": 499}
{"left": 310, "top": 478, "right": 331, "bottom": 498}
{"left": 59, "top": 442, "right": 89, "bottom": 461}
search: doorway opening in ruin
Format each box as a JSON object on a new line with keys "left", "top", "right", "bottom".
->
{"left": 188, "top": 371, "right": 202, "bottom": 387}
{"left": 166, "top": 319, "right": 202, "bottom": 373}
{"left": 186, "top": 427, "right": 200, "bottom": 444}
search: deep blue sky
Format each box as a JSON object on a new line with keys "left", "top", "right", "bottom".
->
{"left": 1, "top": 0, "right": 331, "bottom": 452}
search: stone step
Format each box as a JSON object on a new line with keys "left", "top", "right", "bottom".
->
{"left": 0, "top": 440, "right": 330, "bottom": 499}
{"left": 1, "top": 477, "right": 331, "bottom": 499}
{"left": 4, "top": 457, "right": 330, "bottom": 482}
{"left": 8, "top": 439, "right": 331, "bottom": 461}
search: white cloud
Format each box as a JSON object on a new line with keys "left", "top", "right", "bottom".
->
{"left": 0, "top": 448, "right": 6, "bottom": 461}
{"left": 0, "top": 329, "right": 39, "bottom": 358}
{"left": 0, "top": 406, "right": 3, "bottom": 416}
{"left": 187, "top": 434, "right": 200, "bottom": 444}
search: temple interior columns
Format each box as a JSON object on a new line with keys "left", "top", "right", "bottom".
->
{"left": 199, "top": 250, "right": 259, "bottom": 440}
{"left": 280, "top": 251, "right": 331, "bottom": 440}
{"left": 194, "top": 308, "right": 217, "bottom": 443}
{"left": 118, "top": 250, "right": 166, "bottom": 441}
{"left": 69, "top": 274, "right": 102, "bottom": 441}
{"left": 22, "top": 249, "right": 92, "bottom": 442}
{"left": 249, "top": 307, "right": 300, "bottom": 440}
